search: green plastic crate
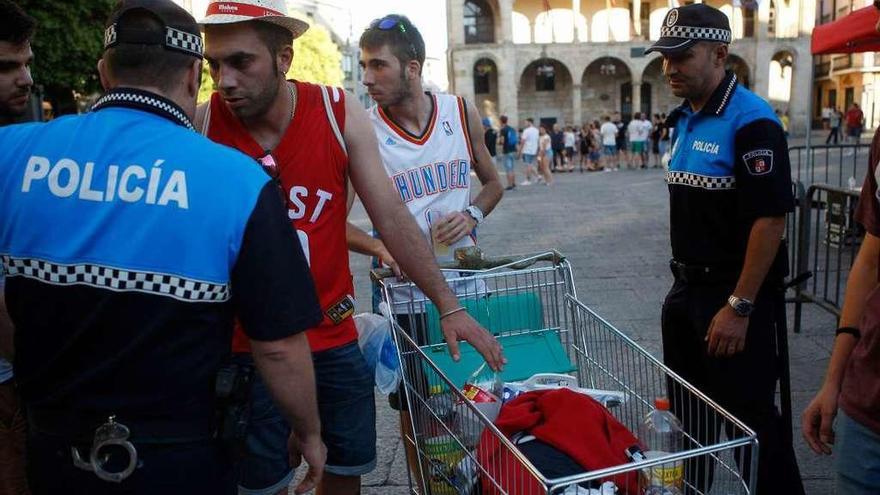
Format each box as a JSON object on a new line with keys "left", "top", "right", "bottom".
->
{"left": 422, "top": 329, "right": 576, "bottom": 390}
{"left": 425, "top": 292, "right": 545, "bottom": 344}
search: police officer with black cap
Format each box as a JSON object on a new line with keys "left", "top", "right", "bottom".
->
{"left": 647, "top": 4, "right": 804, "bottom": 494}
{"left": 0, "top": 0, "right": 327, "bottom": 493}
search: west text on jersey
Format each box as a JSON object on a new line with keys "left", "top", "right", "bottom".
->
{"left": 392, "top": 159, "right": 471, "bottom": 203}
{"left": 21, "top": 156, "right": 189, "bottom": 209}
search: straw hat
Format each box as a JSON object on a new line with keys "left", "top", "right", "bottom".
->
{"left": 199, "top": 0, "right": 309, "bottom": 39}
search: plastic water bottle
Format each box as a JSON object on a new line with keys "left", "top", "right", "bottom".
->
{"left": 461, "top": 362, "right": 503, "bottom": 420}
{"left": 848, "top": 176, "right": 857, "bottom": 190}
{"left": 638, "top": 397, "right": 684, "bottom": 495}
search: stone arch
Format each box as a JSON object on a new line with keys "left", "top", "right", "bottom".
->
{"left": 768, "top": 50, "right": 795, "bottom": 107}
{"left": 534, "top": 9, "right": 588, "bottom": 43}
{"left": 640, "top": 56, "right": 678, "bottom": 118}
{"left": 464, "top": 0, "right": 496, "bottom": 44}
{"left": 473, "top": 57, "right": 500, "bottom": 119}
{"left": 581, "top": 57, "right": 634, "bottom": 121}
{"left": 518, "top": 57, "right": 575, "bottom": 127}
{"left": 512, "top": 11, "right": 531, "bottom": 43}
{"left": 648, "top": 6, "right": 670, "bottom": 41}
{"left": 591, "top": 7, "right": 630, "bottom": 42}
{"left": 727, "top": 54, "right": 751, "bottom": 89}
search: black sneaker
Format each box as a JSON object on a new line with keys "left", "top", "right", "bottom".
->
{"left": 505, "top": 185, "right": 516, "bottom": 191}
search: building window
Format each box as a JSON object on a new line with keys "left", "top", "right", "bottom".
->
{"left": 535, "top": 62, "right": 555, "bottom": 91}
{"left": 474, "top": 60, "right": 493, "bottom": 94}
{"left": 464, "top": 0, "right": 495, "bottom": 44}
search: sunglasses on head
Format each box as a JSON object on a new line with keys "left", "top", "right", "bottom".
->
{"left": 370, "top": 15, "right": 418, "bottom": 60}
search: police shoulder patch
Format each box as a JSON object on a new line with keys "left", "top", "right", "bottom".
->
{"left": 742, "top": 149, "right": 773, "bottom": 176}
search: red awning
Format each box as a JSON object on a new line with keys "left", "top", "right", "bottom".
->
{"left": 812, "top": 5, "right": 880, "bottom": 55}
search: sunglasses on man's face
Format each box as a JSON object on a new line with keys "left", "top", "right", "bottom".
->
{"left": 370, "top": 15, "right": 418, "bottom": 60}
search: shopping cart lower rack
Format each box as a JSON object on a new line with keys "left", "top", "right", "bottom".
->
{"left": 374, "top": 251, "right": 758, "bottom": 495}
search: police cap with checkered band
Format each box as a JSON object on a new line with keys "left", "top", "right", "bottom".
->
{"left": 645, "top": 3, "right": 731, "bottom": 55}
{"left": 104, "top": 0, "right": 204, "bottom": 59}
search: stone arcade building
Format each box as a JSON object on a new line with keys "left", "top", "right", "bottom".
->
{"left": 447, "top": 0, "right": 814, "bottom": 134}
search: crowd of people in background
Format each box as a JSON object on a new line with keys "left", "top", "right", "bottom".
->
{"left": 484, "top": 112, "right": 672, "bottom": 189}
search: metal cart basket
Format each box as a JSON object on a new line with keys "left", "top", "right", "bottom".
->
{"left": 374, "top": 251, "right": 758, "bottom": 495}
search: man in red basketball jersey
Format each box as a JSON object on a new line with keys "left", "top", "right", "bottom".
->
{"left": 196, "top": 1, "right": 504, "bottom": 494}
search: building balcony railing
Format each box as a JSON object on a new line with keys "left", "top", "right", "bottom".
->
{"left": 815, "top": 61, "right": 831, "bottom": 77}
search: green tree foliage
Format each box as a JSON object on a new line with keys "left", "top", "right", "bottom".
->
{"left": 19, "top": 0, "right": 115, "bottom": 115}
{"left": 288, "top": 22, "right": 343, "bottom": 86}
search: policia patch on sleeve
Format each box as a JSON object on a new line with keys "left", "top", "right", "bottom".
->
{"left": 326, "top": 295, "right": 356, "bottom": 325}
{"left": 742, "top": 149, "right": 774, "bottom": 176}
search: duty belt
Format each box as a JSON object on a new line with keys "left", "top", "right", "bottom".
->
{"left": 669, "top": 259, "right": 740, "bottom": 284}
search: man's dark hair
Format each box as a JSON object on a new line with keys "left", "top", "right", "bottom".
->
{"left": 0, "top": 0, "right": 36, "bottom": 45}
{"left": 252, "top": 21, "right": 293, "bottom": 61}
{"left": 526, "top": 118, "right": 534, "bottom": 124}
{"left": 500, "top": 115, "right": 508, "bottom": 124}
{"left": 359, "top": 14, "right": 426, "bottom": 75}
{"left": 104, "top": 9, "right": 194, "bottom": 92}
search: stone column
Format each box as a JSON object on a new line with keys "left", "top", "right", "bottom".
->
{"left": 632, "top": 75, "right": 642, "bottom": 118}
{"left": 572, "top": 84, "right": 583, "bottom": 126}
{"left": 633, "top": 0, "right": 642, "bottom": 38}
{"left": 498, "top": 47, "right": 520, "bottom": 127}
{"left": 448, "top": 0, "right": 465, "bottom": 47}
{"left": 500, "top": 0, "right": 514, "bottom": 44}
{"left": 791, "top": 43, "right": 813, "bottom": 136}
{"left": 572, "top": 0, "right": 582, "bottom": 41}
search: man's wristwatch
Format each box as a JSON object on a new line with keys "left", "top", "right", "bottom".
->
{"left": 727, "top": 295, "right": 755, "bottom": 317}
{"left": 464, "top": 205, "right": 484, "bottom": 225}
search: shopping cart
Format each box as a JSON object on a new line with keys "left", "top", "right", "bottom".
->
{"left": 373, "top": 251, "right": 758, "bottom": 495}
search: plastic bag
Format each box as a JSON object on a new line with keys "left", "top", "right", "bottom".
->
{"left": 502, "top": 373, "right": 626, "bottom": 408}
{"left": 353, "top": 306, "right": 401, "bottom": 394}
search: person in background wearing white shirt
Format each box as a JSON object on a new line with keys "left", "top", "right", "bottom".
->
{"left": 563, "top": 126, "right": 576, "bottom": 172}
{"left": 599, "top": 115, "right": 619, "bottom": 171}
{"left": 518, "top": 118, "right": 540, "bottom": 185}
{"left": 627, "top": 112, "right": 646, "bottom": 169}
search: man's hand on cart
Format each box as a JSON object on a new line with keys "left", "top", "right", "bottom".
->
{"left": 441, "top": 310, "right": 506, "bottom": 371}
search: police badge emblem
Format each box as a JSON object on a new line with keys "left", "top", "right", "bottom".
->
{"left": 742, "top": 149, "right": 774, "bottom": 176}
{"left": 667, "top": 9, "right": 679, "bottom": 27}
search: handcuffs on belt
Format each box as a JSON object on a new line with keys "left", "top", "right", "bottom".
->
{"left": 71, "top": 415, "right": 138, "bottom": 483}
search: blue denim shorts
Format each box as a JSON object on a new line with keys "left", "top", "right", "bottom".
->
{"left": 234, "top": 343, "right": 376, "bottom": 493}
{"left": 522, "top": 153, "right": 536, "bottom": 164}
{"left": 603, "top": 145, "right": 617, "bottom": 156}
{"left": 501, "top": 153, "right": 515, "bottom": 172}
{"left": 835, "top": 409, "right": 880, "bottom": 494}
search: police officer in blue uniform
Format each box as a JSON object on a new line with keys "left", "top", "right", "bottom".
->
{"left": 0, "top": 1, "right": 327, "bottom": 493}
{"left": 646, "top": 5, "right": 804, "bottom": 494}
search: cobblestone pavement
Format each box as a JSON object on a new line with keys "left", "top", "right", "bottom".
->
{"left": 295, "top": 165, "right": 838, "bottom": 494}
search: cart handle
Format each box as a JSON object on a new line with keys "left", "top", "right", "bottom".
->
{"left": 369, "top": 248, "right": 566, "bottom": 282}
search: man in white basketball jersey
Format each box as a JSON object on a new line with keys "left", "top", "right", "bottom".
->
{"left": 351, "top": 13, "right": 504, "bottom": 485}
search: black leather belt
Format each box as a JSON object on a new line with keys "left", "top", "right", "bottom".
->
{"left": 27, "top": 408, "right": 214, "bottom": 444}
{"left": 669, "top": 259, "right": 740, "bottom": 284}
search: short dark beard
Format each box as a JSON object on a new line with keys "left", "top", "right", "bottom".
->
{"left": 231, "top": 58, "right": 282, "bottom": 120}
{"left": 383, "top": 67, "right": 413, "bottom": 107}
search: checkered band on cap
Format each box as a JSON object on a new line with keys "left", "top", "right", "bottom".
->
{"left": 666, "top": 171, "right": 736, "bottom": 190}
{"left": 103, "top": 24, "right": 203, "bottom": 59}
{"left": 166, "top": 26, "right": 203, "bottom": 57}
{"left": 104, "top": 24, "right": 118, "bottom": 47}
{"left": 1, "top": 255, "right": 230, "bottom": 303}
{"left": 659, "top": 25, "right": 731, "bottom": 43}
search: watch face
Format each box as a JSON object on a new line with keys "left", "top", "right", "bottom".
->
{"left": 735, "top": 300, "right": 754, "bottom": 316}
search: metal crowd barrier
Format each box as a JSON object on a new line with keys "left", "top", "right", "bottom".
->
{"left": 786, "top": 182, "right": 863, "bottom": 333}
{"left": 788, "top": 143, "right": 871, "bottom": 189}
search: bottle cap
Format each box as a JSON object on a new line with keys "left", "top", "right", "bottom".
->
{"left": 654, "top": 397, "right": 670, "bottom": 410}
